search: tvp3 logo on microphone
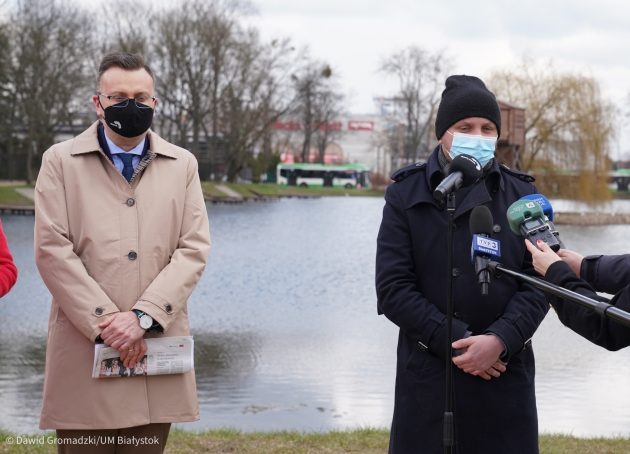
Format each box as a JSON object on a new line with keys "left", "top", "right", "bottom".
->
{"left": 471, "top": 235, "right": 501, "bottom": 259}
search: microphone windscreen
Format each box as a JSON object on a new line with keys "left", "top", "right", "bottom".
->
{"left": 449, "top": 154, "right": 483, "bottom": 186}
{"left": 506, "top": 199, "right": 545, "bottom": 235}
{"left": 521, "top": 193, "right": 554, "bottom": 221}
{"left": 469, "top": 205, "right": 493, "bottom": 236}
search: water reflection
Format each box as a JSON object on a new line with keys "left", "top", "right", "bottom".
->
{"left": 0, "top": 335, "right": 47, "bottom": 432}
{"left": 2, "top": 198, "right": 630, "bottom": 436}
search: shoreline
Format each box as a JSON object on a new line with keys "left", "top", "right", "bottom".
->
{"left": 2, "top": 183, "right": 630, "bottom": 225}
{"left": 554, "top": 211, "right": 630, "bottom": 225}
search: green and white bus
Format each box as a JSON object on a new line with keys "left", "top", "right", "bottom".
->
{"left": 276, "top": 163, "right": 371, "bottom": 189}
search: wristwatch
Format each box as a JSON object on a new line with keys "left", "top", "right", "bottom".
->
{"left": 133, "top": 310, "right": 154, "bottom": 330}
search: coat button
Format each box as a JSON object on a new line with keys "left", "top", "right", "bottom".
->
{"left": 95, "top": 307, "right": 103, "bottom": 315}
{"left": 493, "top": 224, "right": 501, "bottom": 233}
{"left": 128, "top": 251, "right": 138, "bottom": 261}
{"left": 452, "top": 267, "right": 461, "bottom": 277}
{"left": 126, "top": 198, "right": 135, "bottom": 207}
{"left": 165, "top": 304, "right": 173, "bottom": 313}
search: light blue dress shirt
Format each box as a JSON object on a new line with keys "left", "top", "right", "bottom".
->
{"left": 104, "top": 135, "right": 145, "bottom": 175}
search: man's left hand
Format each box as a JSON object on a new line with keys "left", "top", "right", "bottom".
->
{"left": 99, "top": 311, "right": 145, "bottom": 351}
{"left": 451, "top": 334, "right": 505, "bottom": 378}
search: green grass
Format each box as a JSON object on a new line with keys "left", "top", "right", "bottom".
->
{"left": 2, "top": 430, "right": 630, "bottom": 454}
{"left": 202, "top": 182, "right": 384, "bottom": 200}
{"left": 0, "top": 186, "right": 33, "bottom": 206}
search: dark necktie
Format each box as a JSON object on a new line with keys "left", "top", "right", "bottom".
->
{"left": 118, "top": 153, "right": 134, "bottom": 182}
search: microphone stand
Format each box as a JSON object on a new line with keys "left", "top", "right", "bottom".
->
{"left": 443, "top": 191, "right": 456, "bottom": 454}
{"left": 487, "top": 261, "right": 630, "bottom": 328}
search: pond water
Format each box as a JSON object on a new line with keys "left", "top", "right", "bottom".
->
{"left": 1, "top": 197, "right": 630, "bottom": 436}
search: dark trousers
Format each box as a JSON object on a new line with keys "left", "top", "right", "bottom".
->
{"left": 56, "top": 423, "right": 171, "bottom": 454}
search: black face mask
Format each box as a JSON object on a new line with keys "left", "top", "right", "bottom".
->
{"left": 103, "top": 100, "right": 154, "bottom": 138}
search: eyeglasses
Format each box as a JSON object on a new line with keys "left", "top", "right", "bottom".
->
{"left": 97, "top": 93, "right": 157, "bottom": 109}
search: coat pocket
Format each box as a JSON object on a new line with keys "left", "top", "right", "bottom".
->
{"left": 405, "top": 347, "right": 433, "bottom": 378}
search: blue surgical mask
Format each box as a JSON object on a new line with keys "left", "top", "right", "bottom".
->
{"left": 446, "top": 131, "right": 497, "bottom": 167}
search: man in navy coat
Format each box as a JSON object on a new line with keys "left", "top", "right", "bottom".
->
{"left": 376, "top": 75, "right": 549, "bottom": 454}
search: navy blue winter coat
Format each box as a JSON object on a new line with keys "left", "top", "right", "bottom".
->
{"left": 376, "top": 147, "right": 549, "bottom": 454}
{"left": 546, "top": 255, "right": 630, "bottom": 350}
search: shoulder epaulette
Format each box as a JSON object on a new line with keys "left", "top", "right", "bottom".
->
{"left": 500, "top": 164, "right": 535, "bottom": 183}
{"left": 391, "top": 162, "right": 426, "bottom": 182}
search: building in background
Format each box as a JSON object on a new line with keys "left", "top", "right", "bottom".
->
{"left": 272, "top": 99, "right": 526, "bottom": 184}
{"left": 273, "top": 113, "right": 390, "bottom": 179}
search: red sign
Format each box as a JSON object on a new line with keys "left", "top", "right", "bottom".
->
{"left": 273, "top": 120, "right": 301, "bottom": 131}
{"left": 348, "top": 121, "right": 374, "bottom": 131}
{"left": 318, "top": 121, "right": 342, "bottom": 132}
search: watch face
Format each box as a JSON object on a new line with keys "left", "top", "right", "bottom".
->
{"left": 139, "top": 315, "right": 153, "bottom": 330}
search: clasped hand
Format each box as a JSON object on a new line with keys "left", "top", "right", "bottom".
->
{"left": 99, "top": 311, "right": 147, "bottom": 369}
{"left": 451, "top": 334, "right": 506, "bottom": 380}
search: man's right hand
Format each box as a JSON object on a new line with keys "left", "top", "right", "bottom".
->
{"left": 98, "top": 311, "right": 145, "bottom": 351}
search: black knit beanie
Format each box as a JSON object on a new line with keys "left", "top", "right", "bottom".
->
{"left": 434, "top": 75, "right": 501, "bottom": 139}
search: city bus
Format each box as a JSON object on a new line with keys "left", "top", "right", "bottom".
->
{"left": 276, "top": 163, "right": 371, "bottom": 189}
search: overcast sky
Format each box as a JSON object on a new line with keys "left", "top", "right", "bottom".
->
{"left": 245, "top": 0, "right": 630, "bottom": 157}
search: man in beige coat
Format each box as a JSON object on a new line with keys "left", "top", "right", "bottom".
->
{"left": 34, "top": 52, "right": 210, "bottom": 453}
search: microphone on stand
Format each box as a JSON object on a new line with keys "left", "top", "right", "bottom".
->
{"left": 470, "top": 205, "right": 501, "bottom": 295}
{"left": 433, "top": 154, "right": 483, "bottom": 202}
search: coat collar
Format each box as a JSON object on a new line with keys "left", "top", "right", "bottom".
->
{"left": 406, "top": 146, "right": 505, "bottom": 219}
{"left": 70, "top": 121, "right": 177, "bottom": 159}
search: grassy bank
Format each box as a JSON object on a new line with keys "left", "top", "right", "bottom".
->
{"left": 201, "top": 182, "right": 384, "bottom": 201}
{"left": 2, "top": 430, "right": 630, "bottom": 453}
{"left": 0, "top": 182, "right": 383, "bottom": 208}
{"left": 0, "top": 186, "right": 33, "bottom": 206}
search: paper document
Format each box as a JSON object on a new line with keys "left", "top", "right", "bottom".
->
{"left": 92, "top": 336, "right": 194, "bottom": 378}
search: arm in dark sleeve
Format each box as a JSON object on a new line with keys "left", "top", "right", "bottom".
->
{"left": 375, "top": 186, "right": 470, "bottom": 360}
{"left": 485, "top": 253, "right": 549, "bottom": 361}
{"left": 546, "top": 260, "right": 630, "bottom": 351}
{"left": 581, "top": 254, "right": 630, "bottom": 294}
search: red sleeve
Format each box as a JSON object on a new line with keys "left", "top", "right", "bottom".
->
{"left": 0, "top": 220, "right": 18, "bottom": 297}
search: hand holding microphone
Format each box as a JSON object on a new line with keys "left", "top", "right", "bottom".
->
{"left": 557, "top": 249, "right": 584, "bottom": 275}
{"left": 524, "top": 239, "right": 562, "bottom": 276}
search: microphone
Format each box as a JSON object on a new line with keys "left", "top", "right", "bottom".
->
{"left": 507, "top": 199, "right": 561, "bottom": 251}
{"left": 520, "top": 193, "right": 554, "bottom": 221}
{"left": 470, "top": 205, "right": 501, "bottom": 295}
{"left": 433, "top": 154, "right": 483, "bottom": 202}
{"left": 520, "top": 193, "right": 564, "bottom": 248}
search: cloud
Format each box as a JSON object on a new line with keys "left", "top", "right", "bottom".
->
{"left": 249, "top": 0, "right": 630, "bottom": 151}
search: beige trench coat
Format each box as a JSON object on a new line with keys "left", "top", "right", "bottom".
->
{"left": 35, "top": 121, "right": 211, "bottom": 429}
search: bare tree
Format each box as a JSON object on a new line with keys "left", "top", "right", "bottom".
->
{"left": 379, "top": 46, "right": 451, "bottom": 165}
{"left": 152, "top": 0, "right": 232, "bottom": 158}
{"left": 291, "top": 62, "right": 345, "bottom": 163}
{"left": 0, "top": 20, "right": 14, "bottom": 178}
{"left": 96, "top": 0, "right": 154, "bottom": 56}
{"left": 221, "top": 31, "right": 296, "bottom": 181}
{"left": 7, "top": 0, "right": 94, "bottom": 182}
{"left": 312, "top": 83, "right": 345, "bottom": 163}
